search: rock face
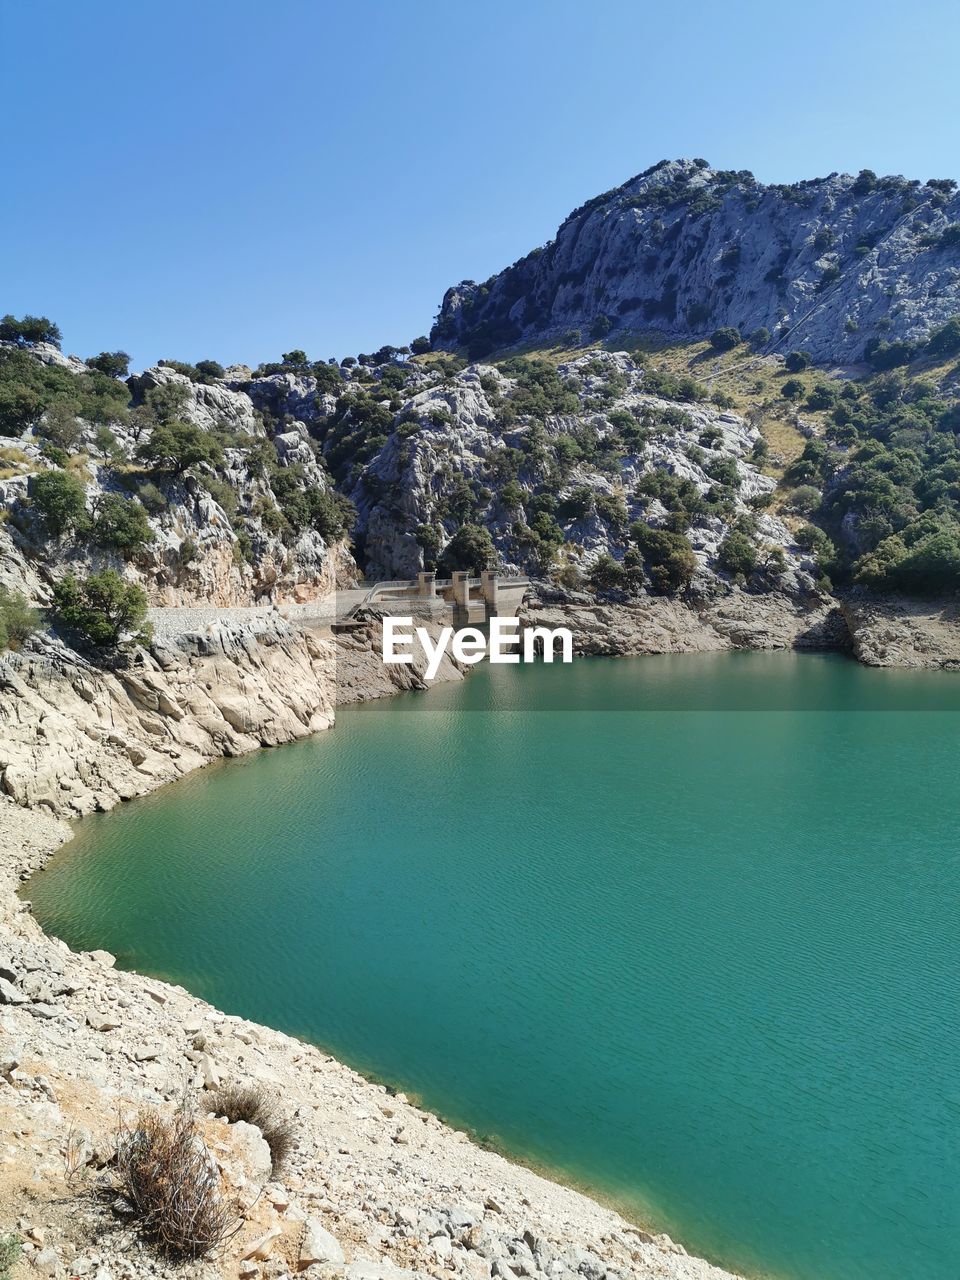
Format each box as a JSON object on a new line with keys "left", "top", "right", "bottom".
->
{"left": 349, "top": 349, "right": 817, "bottom": 596}
{"left": 0, "top": 352, "right": 357, "bottom": 609}
{"left": 0, "top": 618, "right": 336, "bottom": 815}
{"left": 521, "top": 583, "right": 847, "bottom": 657}
{"left": 841, "top": 591, "right": 960, "bottom": 668}
{"left": 432, "top": 158, "right": 960, "bottom": 363}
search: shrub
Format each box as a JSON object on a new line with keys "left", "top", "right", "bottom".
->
{"left": 783, "top": 484, "right": 822, "bottom": 515}
{"left": 39, "top": 401, "right": 83, "bottom": 450}
{"left": 863, "top": 337, "right": 917, "bottom": 370}
{"left": 115, "top": 1105, "right": 238, "bottom": 1258}
{"left": 588, "top": 552, "right": 626, "bottom": 594}
{"left": 709, "top": 327, "right": 741, "bottom": 352}
{"left": 0, "top": 586, "right": 39, "bottom": 651}
{"left": 137, "top": 481, "right": 167, "bottom": 515}
{"left": 138, "top": 421, "right": 223, "bottom": 473}
{"left": 87, "top": 351, "right": 131, "bottom": 379}
{"left": 438, "top": 523, "right": 496, "bottom": 575}
{"left": 749, "top": 327, "right": 771, "bottom": 350}
{"left": 205, "top": 1085, "right": 294, "bottom": 1174}
{"left": 926, "top": 318, "right": 960, "bottom": 358}
{"left": 718, "top": 530, "right": 758, "bottom": 576}
{"left": 630, "top": 522, "right": 697, "bottom": 594}
{"left": 0, "top": 346, "right": 129, "bottom": 436}
{"left": 0, "top": 1233, "right": 21, "bottom": 1280}
{"left": 93, "top": 494, "right": 154, "bottom": 555}
{"left": 31, "top": 468, "right": 88, "bottom": 536}
{"left": 53, "top": 569, "right": 149, "bottom": 647}
{"left": 410, "top": 336, "right": 431, "bottom": 355}
{"left": 194, "top": 359, "right": 225, "bottom": 383}
{"left": 852, "top": 169, "right": 877, "bottom": 197}
{"left": 40, "top": 441, "right": 69, "bottom": 467}
{"left": 781, "top": 378, "right": 805, "bottom": 401}
{"left": 557, "top": 485, "right": 596, "bottom": 523}
{"left": 784, "top": 350, "right": 812, "bottom": 372}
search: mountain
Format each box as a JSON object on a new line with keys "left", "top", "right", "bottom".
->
{"left": 4, "top": 157, "right": 960, "bottom": 670}
{"left": 431, "top": 159, "right": 960, "bottom": 364}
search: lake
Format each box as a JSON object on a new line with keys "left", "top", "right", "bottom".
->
{"left": 24, "top": 651, "right": 960, "bottom": 1280}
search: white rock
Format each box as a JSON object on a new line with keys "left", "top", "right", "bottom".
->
{"left": 300, "top": 1217, "right": 345, "bottom": 1267}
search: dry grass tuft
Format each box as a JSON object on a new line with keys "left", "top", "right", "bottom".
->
{"left": 115, "top": 1104, "right": 239, "bottom": 1258}
{"left": 205, "top": 1084, "right": 295, "bottom": 1173}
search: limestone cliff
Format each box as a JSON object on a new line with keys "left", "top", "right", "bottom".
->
{"left": 432, "top": 158, "right": 960, "bottom": 363}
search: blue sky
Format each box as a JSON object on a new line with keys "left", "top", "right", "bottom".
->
{"left": 4, "top": 0, "right": 959, "bottom": 370}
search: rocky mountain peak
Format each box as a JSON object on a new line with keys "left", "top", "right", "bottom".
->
{"left": 432, "top": 159, "right": 960, "bottom": 364}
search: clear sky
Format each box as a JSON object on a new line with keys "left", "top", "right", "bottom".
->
{"left": 4, "top": 0, "right": 959, "bottom": 370}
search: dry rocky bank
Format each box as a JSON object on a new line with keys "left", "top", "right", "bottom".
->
{"left": 1, "top": 589, "right": 957, "bottom": 1280}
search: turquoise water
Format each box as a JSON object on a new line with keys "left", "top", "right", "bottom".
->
{"left": 24, "top": 652, "right": 960, "bottom": 1280}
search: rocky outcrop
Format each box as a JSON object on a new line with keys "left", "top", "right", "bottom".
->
{"left": 0, "top": 620, "right": 336, "bottom": 815}
{"left": 841, "top": 592, "right": 960, "bottom": 668}
{"left": 433, "top": 158, "right": 960, "bottom": 363}
{"left": 521, "top": 584, "right": 847, "bottom": 657}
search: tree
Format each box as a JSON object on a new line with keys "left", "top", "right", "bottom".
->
{"left": 0, "top": 314, "right": 62, "bottom": 347}
{"left": 0, "top": 585, "right": 39, "bottom": 651}
{"left": 195, "top": 359, "right": 225, "bottom": 383}
{"left": 281, "top": 350, "right": 309, "bottom": 368}
{"left": 852, "top": 169, "right": 877, "bottom": 197}
{"left": 93, "top": 494, "right": 154, "bottom": 555}
{"left": 926, "top": 319, "right": 960, "bottom": 359}
{"left": 630, "top": 522, "right": 697, "bottom": 594}
{"left": 137, "top": 420, "right": 223, "bottom": 473}
{"left": 709, "top": 327, "right": 741, "bottom": 352}
{"left": 0, "top": 380, "right": 43, "bottom": 435}
{"left": 52, "top": 570, "right": 149, "bottom": 647}
{"left": 718, "top": 530, "right": 758, "bottom": 577}
{"left": 31, "top": 469, "right": 88, "bottom": 536}
{"left": 784, "top": 350, "right": 812, "bottom": 372}
{"left": 410, "top": 336, "right": 431, "bottom": 355}
{"left": 438, "top": 523, "right": 496, "bottom": 575}
{"left": 86, "top": 351, "right": 131, "bottom": 379}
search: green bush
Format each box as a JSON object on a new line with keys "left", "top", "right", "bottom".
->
{"left": 93, "top": 494, "right": 154, "bottom": 555}
{"left": 53, "top": 569, "right": 149, "bottom": 647}
{"left": 87, "top": 351, "right": 131, "bottom": 378}
{"left": 0, "top": 1232, "right": 21, "bottom": 1280}
{"left": 137, "top": 421, "right": 223, "bottom": 473}
{"left": 0, "top": 345, "right": 129, "bottom": 436}
{"left": 629, "top": 521, "right": 696, "bottom": 594}
{"left": 31, "top": 468, "right": 88, "bottom": 536}
{"left": 195, "top": 359, "right": 225, "bottom": 383}
{"left": 718, "top": 530, "right": 757, "bottom": 576}
{"left": 438, "top": 523, "right": 496, "bottom": 575}
{"left": 854, "top": 513, "right": 960, "bottom": 595}
{"left": 926, "top": 319, "right": 960, "bottom": 358}
{"left": 783, "top": 484, "right": 822, "bottom": 515}
{"left": 0, "top": 586, "right": 39, "bottom": 651}
{"left": 137, "top": 481, "right": 167, "bottom": 515}
{"left": 784, "top": 350, "right": 812, "bottom": 373}
{"left": 709, "top": 327, "right": 741, "bottom": 352}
